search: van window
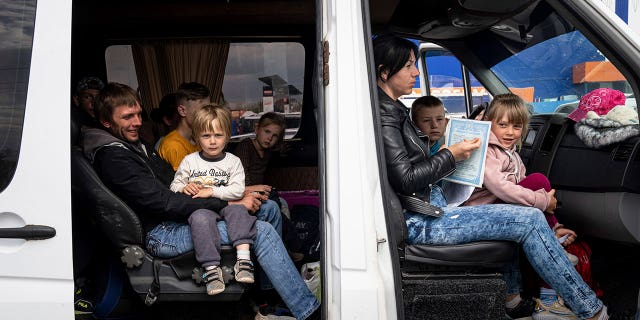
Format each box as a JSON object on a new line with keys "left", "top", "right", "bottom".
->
{"left": 423, "top": 49, "right": 490, "bottom": 117}
{"left": 105, "top": 42, "right": 304, "bottom": 139}
{"left": 491, "top": 30, "right": 634, "bottom": 114}
{"left": 0, "top": 0, "right": 36, "bottom": 192}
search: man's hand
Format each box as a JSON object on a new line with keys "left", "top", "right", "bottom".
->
{"left": 183, "top": 182, "right": 202, "bottom": 196}
{"left": 446, "top": 138, "right": 481, "bottom": 162}
{"left": 245, "top": 184, "right": 272, "bottom": 197}
{"left": 229, "top": 193, "right": 262, "bottom": 213}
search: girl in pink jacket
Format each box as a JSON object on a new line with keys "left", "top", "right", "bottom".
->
{"left": 464, "top": 93, "right": 583, "bottom": 318}
{"left": 465, "top": 94, "right": 569, "bottom": 235}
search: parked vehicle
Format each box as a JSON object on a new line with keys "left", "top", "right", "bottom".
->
{"left": 1, "top": 0, "right": 638, "bottom": 319}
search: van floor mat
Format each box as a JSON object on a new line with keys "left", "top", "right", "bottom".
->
{"left": 403, "top": 277, "right": 509, "bottom": 320}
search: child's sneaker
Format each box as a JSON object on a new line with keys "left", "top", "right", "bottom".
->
{"left": 234, "top": 259, "right": 255, "bottom": 283}
{"left": 202, "top": 266, "right": 225, "bottom": 295}
{"left": 532, "top": 297, "right": 579, "bottom": 320}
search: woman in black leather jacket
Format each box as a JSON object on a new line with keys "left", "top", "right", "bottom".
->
{"left": 374, "top": 35, "right": 607, "bottom": 320}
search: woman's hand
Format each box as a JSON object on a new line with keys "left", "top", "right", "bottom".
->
{"left": 446, "top": 138, "right": 481, "bottom": 162}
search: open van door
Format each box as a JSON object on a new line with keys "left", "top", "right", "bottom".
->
{"left": 0, "top": 0, "right": 74, "bottom": 318}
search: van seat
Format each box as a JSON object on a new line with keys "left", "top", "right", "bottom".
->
{"left": 405, "top": 241, "right": 516, "bottom": 268}
{"left": 70, "top": 146, "right": 245, "bottom": 302}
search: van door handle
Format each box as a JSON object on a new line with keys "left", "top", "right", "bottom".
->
{"left": 0, "top": 225, "right": 56, "bottom": 240}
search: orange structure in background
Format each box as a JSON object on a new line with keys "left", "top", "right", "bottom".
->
{"left": 573, "top": 61, "right": 625, "bottom": 83}
{"left": 509, "top": 87, "right": 534, "bottom": 102}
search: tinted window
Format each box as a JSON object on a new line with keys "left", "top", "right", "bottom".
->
{"left": 491, "top": 31, "right": 634, "bottom": 114}
{"left": 105, "top": 42, "right": 305, "bottom": 139}
{"left": 0, "top": 0, "right": 36, "bottom": 192}
{"left": 423, "top": 50, "right": 490, "bottom": 117}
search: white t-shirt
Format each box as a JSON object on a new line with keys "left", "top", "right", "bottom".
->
{"left": 170, "top": 151, "right": 245, "bottom": 201}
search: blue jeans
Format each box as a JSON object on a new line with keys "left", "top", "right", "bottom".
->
{"left": 147, "top": 200, "right": 282, "bottom": 256}
{"left": 147, "top": 200, "right": 284, "bottom": 288}
{"left": 146, "top": 211, "right": 319, "bottom": 319}
{"left": 258, "top": 199, "right": 282, "bottom": 236}
{"left": 404, "top": 186, "right": 603, "bottom": 319}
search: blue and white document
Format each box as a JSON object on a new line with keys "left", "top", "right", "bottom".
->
{"left": 443, "top": 118, "right": 491, "bottom": 188}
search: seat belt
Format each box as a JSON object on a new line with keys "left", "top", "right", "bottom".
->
{"left": 144, "top": 259, "right": 162, "bottom": 306}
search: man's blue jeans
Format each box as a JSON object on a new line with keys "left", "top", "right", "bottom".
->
{"left": 146, "top": 201, "right": 319, "bottom": 319}
{"left": 404, "top": 186, "right": 603, "bottom": 319}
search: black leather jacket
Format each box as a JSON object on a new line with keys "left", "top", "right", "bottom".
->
{"left": 378, "top": 87, "right": 456, "bottom": 201}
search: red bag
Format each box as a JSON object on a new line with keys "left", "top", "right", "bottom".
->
{"left": 565, "top": 241, "right": 604, "bottom": 297}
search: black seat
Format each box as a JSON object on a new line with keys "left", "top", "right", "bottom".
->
{"left": 384, "top": 186, "right": 517, "bottom": 268}
{"left": 70, "top": 146, "right": 245, "bottom": 303}
{"left": 383, "top": 183, "right": 516, "bottom": 320}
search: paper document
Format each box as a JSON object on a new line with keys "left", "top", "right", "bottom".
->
{"left": 443, "top": 118, "right": 491, "bottom": 188}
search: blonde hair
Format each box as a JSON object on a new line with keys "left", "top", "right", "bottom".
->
{"left": 192, "top": 104, "right": 232, "bottom": 141}
{"left": 485, "top": 93, "right": 530, "bottom": 147}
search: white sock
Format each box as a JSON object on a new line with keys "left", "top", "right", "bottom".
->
{"left": 506, "top": 294, "right": 522, "bottom": 309}
{"left": 205, "top": 265, "right": 218, "bottom": 271}
{"left": 237, "top": 249, "right": 251, "bottom": 261}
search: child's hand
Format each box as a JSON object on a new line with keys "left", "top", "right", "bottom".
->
{"left": 555, "top": 227, "right": 577, "bottom": 246}
{"left": 183, "top": 182, "right": 202, "bottom": 196}
{"left": 546, "top": 189, "right": 558, "bottom": 214}
{"left": 192, "top": 187, "right": 214, "bottom": 199}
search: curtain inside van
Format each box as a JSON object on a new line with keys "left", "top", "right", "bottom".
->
{"left": 132, "top": 40, "right": 230, "bottom": 112}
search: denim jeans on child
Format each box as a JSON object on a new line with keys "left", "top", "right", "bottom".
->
{"left": 404, "top": 185, "right": 603, "bottom": 319}
{"left": 145, "top": 203, "right": 319, "bottom": 319}
{"left": 147, "top": 199, "right": 283, "bottom": 286}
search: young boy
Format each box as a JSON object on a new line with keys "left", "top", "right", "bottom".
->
{"left": 159, "top": 82, "right": 211, "bottom": 170}
{"left": 170, "top": 104, "right": 256, "bottom": 295}
{"left": 411, "top": 95, "right": 448, "bottom": 156}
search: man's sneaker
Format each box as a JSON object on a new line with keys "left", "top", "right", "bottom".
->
{"left": 74, "top": 283, "right": 94, "bottom": 318}
{"left": 506, "top": 297, "right": 536, "bottom": 319}
{"left": 254, "top": 304, "right": 295, "bottom": 320}
{"left": 74, "top": 297, "right": 94, "bottom": 315}
{"left": 532, "top": 297, "right": 579, "bottom": 320}
{"left": 254, "top": 312, "right": 295, "bottom": 320}
{"left": 234, "top": 259, "right": 255, "bottom": 284}
{"left": 203, "top": 266, "right": 225, "bottom": 295}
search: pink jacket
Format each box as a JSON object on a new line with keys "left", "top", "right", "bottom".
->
{"left": 464, "top": 131, "right": 550, "bottom": 211}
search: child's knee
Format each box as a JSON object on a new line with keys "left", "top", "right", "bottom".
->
{"left": 189, "top": 209, "right": 217, "bottom": 225}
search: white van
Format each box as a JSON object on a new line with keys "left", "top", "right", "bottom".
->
{"left": 1, "top": 0, "right": 639, "bottom": 319}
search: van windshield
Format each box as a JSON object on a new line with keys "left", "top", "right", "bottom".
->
{"left": 491, "top": 31, "right": 633, "bottom": 114}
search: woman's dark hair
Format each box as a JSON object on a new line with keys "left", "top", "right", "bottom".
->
{"left": 373, "top": 34, "right": 419, "bottom": 82}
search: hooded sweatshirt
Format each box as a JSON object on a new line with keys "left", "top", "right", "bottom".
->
{"left": 81, "top": 127, "right": 228, "bottom": 231}
{"left": 464, "top": 131, "right": 549, "bottom": 212}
